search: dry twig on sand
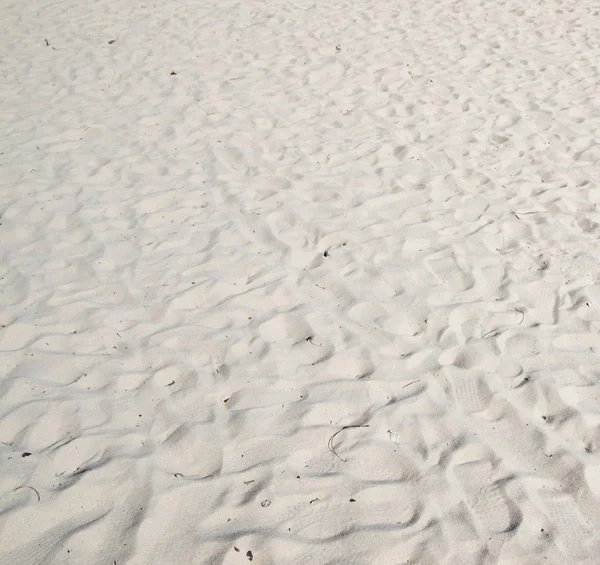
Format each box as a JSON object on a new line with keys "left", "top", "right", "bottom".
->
{"left": 13, "top": 485, "right": 40, "bottom": 502}
{"left": 328, "top": 425, "right": 369, "bottom": 462}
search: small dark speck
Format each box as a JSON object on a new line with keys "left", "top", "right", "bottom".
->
{"left": 349, "top": 498, "right": 356, "bottom": 502}
{"left": 246, "top": 550, "right": 253, "bottom": 561}
{"left": 22, "top": 452, "right": 32, "bottom": 458}
{"left": 234, "top": 547, "right": 240, "bottom": 552}
{"left": 323, "top": 250, "right": 329, "bottom": 257}
{"left": 108, "top": 39, "right": 116, "bottom": 44}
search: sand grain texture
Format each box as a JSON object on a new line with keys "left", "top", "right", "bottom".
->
{"left": 2, "top": 0, "right": 600, "bottom": 562}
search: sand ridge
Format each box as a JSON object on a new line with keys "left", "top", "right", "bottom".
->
{"left": 1, "top": 0, "right": 600, "bottom": 562}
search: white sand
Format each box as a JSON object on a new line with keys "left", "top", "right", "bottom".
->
{"left": 1, "top": 0, "right": 600, "bottom": 562}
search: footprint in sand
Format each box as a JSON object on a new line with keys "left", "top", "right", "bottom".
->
{"left": 0, "top": 509, "right": 109, "bottom": 565}
{"left": 452, "top": 458, "right": 517, "bottom": 535}
{"left": 426, "top": 253, "right": 474, "bottom": 292}
{"left": 528, "top": 281, "right": 558, "bottom": 325}
{"left": 447, "top": 368, "right": 493, "bottom": 414}
{"left": 536, "top": 490, "right": 595, "bottom": 558}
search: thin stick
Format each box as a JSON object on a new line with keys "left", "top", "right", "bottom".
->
{"left": 13, "top": 485, "right": 40, "bottom": 502}
{"left": 328, "top": 425, "right": 369, "bottom": 462}
{"left": 482, "top": 329, "right": 499, "bottom": 338}
{"left": 402, "top": 380, "right": 420, "bottom": 389}
{"left": 515, "top": 308, "right": 525, "bottom": 325}
{"left": 483, "top": 308, "right": 524, "bottom": 339}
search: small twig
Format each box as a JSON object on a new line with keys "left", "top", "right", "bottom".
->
{"left": 306, "top": 336, "right": 322, "bottom": 347}
{"left": 165, "top": 380, "right": 175, "bottom": 387}
{"left": 515, "top": 308, "right": 524, "bottom": 325}
{"left": 13, "top": 485, "right": 40, "bottom": 502}
{"left": 512, "top": 211, "right": 520, "bottom": 220}
{"left": 328, "top": 425, "right": 369, "bottom": 462}
{"left": 482, "top": 329, "right": 499, "bottom": 339}
{"left": 402, "top": 380, "right": 420, "bottom": 389}
{"left": 483, "top": 309, "right": 524, "bottom": 338}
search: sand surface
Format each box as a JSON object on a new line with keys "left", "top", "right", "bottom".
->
{"left": 2, "top": 0, "right": 600, "bottom": 563}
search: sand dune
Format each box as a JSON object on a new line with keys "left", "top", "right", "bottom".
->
{"left": 2, "top": 0, "right": 600, "bottom": 562}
